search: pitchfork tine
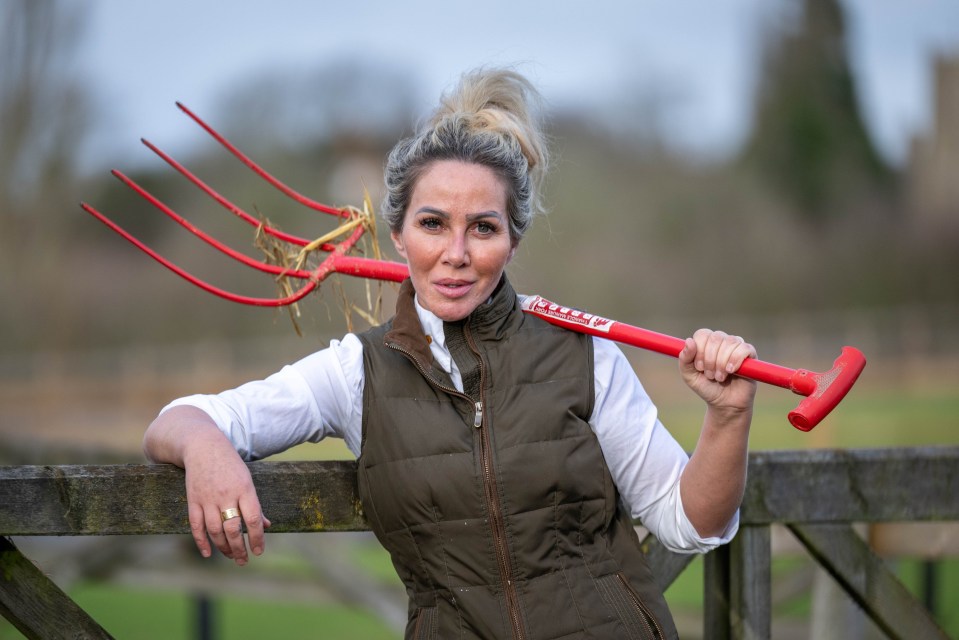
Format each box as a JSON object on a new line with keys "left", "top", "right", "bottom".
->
{"left": 176, "top": 102, "right": 349, "bottom": 219}
{"left": 83, "top": 103, "right": 410, "bottom": 308}
{"left": 140, "top": 138, "right": 324, "bottom": 250}
{"left": 80, "top": 200, "right": 319, "bottom": 306}
{"left": 110, "top": 169, "right": 315, "bottom": 281}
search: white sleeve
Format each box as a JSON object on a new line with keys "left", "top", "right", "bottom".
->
{"left": 159, "top": 334, "right": 366, "bottom": 460}
{"left": 590, "top": 337, "right": 738, "bottom": 553}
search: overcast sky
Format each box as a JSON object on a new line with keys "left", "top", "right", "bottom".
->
{"left": 75, "top": 0, "right": 959, "bottom": 169}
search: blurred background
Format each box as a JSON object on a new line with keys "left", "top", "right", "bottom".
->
{"left": 1, "top": 0, "right": 957, "bottom": 638}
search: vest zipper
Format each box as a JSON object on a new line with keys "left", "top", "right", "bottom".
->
{"left": 463, "top": 325, "right": 527, "bottom": 640}
{"left": 386, "top": 336, "right": 526, "bottom": 640}
{"left": 617, "top": 573, "right": 666, "bottom": 640}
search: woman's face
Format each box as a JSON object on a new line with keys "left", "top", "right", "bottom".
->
{"left": 391, "top": 160, "right": 516, "bottom": 322}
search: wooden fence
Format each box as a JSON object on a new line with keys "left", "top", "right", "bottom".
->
{"left": 1, "top": 446, "right": 957, "bottom": 639}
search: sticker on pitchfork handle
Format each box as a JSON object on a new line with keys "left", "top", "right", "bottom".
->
{"left": 521, "top": 296, "right": 615, "bottom": 333}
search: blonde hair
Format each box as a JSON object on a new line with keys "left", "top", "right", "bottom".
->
{"left": 382, "top": 68, "right": 549, "bottom": 241}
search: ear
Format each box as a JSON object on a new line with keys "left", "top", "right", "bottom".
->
{"left": 506, "top": 240, "right": 518, "bottom": 264}
{"left": 391, "top": 229, "right": 407, "bottom": 260}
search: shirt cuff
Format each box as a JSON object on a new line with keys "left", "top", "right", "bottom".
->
{"left": 673, "top": 505, "right": 740, "bottom": 554}
{"left": 158, "top": 395, "right": 255, "bottom": 460}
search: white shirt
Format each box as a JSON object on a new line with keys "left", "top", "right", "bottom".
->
{"left": 162, "top": 296, "right": 738, "bottom": 553}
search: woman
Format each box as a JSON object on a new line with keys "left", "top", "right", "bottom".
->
{"left": 144, "top": 68, "right": 756, "bottom": 639}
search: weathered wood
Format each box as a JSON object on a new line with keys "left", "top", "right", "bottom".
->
{"left": 3, "top": 447, "right": 957, "bottom": 535}
{"left": 0, "top": 537, "right": 114, "bottom": 639}
{"left": 1, "top": 448, "right": 957, "bottom": 638}
{"left": 639, "top": 533, "right": 696, "bottom": 592}
{"left": 0, "top": 461, "right": 365, "bottom": 535}
{"left": 742, "top": 447, "right": 959, "bottom": 523}
{"left": 789, "top": 523, "right": 950, "bottom": 640}
{"left": 729, "top": 526, "right": 771, "bottom": 640}
{"left": 705, "top": 527, "right": 815, "bottom": 640}
{"left": 703, "top": 545, "right": 731, "bottom": 640}
{"left": 251, "top": 461, "right": 366, "bottom": 533}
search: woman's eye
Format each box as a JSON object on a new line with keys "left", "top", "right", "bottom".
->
{"left": 420, "top": 217, "right": 442, "bottom": 230}
{"left": 476, "top": 221, "right": 496, "bottom": 234}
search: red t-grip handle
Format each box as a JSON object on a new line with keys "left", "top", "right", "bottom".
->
{"left": 520, "top": 295, "right": 865, "bottom": 431}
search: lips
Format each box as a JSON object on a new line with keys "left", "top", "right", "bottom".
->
{"left": 433, "top": 279, "right": 474, "bottom": 299}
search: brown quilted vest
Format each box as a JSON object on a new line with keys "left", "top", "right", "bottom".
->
{"left": 357, "top": 278, "right": 679, "bottom": 640}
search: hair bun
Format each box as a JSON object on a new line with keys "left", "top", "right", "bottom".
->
{"left": 430, "top": 69, "right": 547, "bottom": 174}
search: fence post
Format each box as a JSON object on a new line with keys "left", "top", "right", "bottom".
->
{"left": 196, "top": 592, "right": 214, "bottom": 640}
{"left": 730, "top": 525, "right": 771, "bottom": 640}
{"left": 702, "top": 526, "right": 772, "bottom": 639}
{"left": 704, "top": 544, "right": 731, "bottom": 640}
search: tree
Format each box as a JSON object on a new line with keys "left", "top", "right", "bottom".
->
{"left": 739, "top": 0, "right": 893, "bottom": 222}
{"left": 0, "top": 0, "right": 92, "bottom": 239}
{"left": 0, "top": 0, "right": 94, "bottom": 349}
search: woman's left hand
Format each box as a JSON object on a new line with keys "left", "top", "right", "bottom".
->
{"left": 678, "top": 329, "right": 758, "bottom": 414}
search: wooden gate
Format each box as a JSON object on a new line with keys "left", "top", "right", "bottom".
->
{"left": 2, "top": 447, "right": 956, "bottom": 639}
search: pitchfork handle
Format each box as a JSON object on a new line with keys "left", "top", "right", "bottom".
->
{"left": 520, "top": 295, "right": 865, "bottom": 431}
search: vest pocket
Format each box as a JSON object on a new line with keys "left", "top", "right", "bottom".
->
{"left": 409, "top": 605, "right": 437, "bottom": 640}
{"left": 595, "top": 573, "right": 666, "bottom": 640}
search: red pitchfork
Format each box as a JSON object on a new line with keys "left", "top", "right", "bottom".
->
{"left": 81, "top": 103, "right": 866, "bottom": 431}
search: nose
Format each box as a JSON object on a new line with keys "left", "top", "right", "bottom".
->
{"left": 442, "top": 233, "right": 470, "bottom": 267}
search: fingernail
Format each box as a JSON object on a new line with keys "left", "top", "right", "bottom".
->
{"left": 253, "top": 546, "right": 263, "bottom": 556}
{"left": 726, "top": 363, "right": 735, "bottom": 373}
{"left": 201, "top": 550, "right": 211, "bottom": 558}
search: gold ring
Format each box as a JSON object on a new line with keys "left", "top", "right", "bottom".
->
{"left": 220, "top": 507, "right": 241, "bottom": 522}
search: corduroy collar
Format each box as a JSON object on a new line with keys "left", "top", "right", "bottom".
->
{"left": 383, "top": 275, "right": 519, "bottom": 373}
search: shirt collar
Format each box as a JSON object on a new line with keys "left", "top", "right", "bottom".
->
{"left": 413, "top": 295, "right": 460, "bottom": 389}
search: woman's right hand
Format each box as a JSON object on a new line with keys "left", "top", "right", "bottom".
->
{"left": 144, "top": 406, "right": 271, "bottom": 565}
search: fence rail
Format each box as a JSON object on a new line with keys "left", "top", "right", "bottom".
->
{"left": 2, "top": 447, "right": 957, "bottom": 639}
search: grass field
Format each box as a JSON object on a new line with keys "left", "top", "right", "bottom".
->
{"left": 2, "top": 550, "right": 955, "bottom": 639}
{"left": 0, "top": 583, "right": 397, "bottom": 640}
{"left": 2, "top": 377, "right": 956, "bottom": 638}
